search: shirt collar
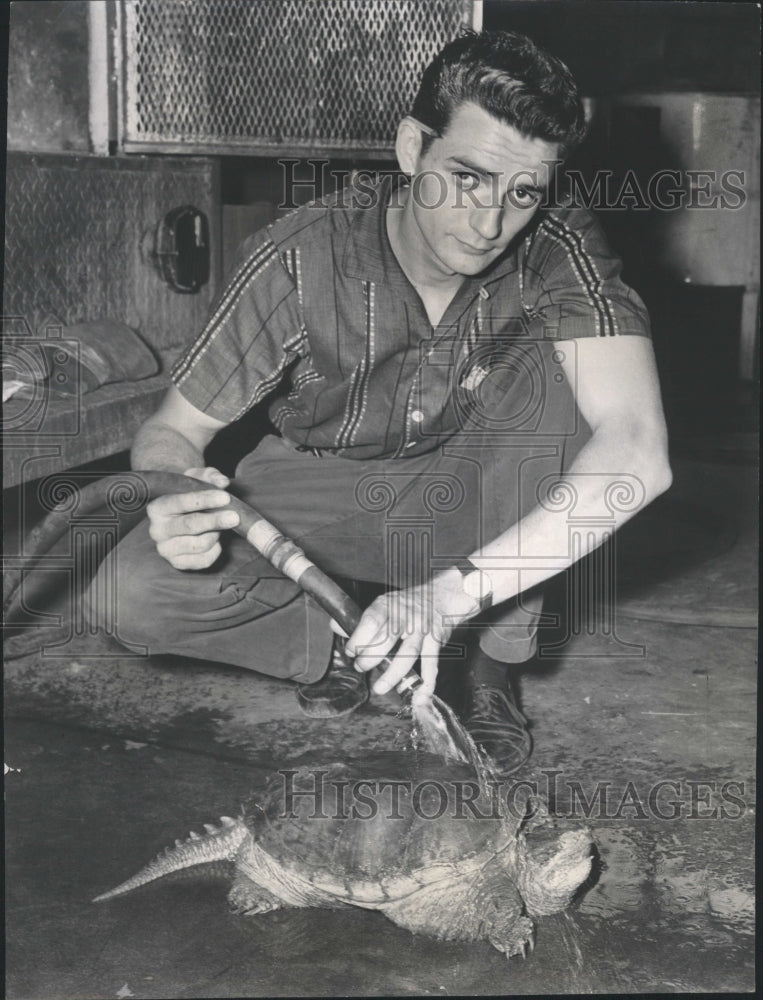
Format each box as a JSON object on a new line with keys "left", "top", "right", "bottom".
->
{"left": 342, "top": 173, "right": 410, "bottom": 287}
{"left": 342, "top": 173, "right": 519, "bottom": 290}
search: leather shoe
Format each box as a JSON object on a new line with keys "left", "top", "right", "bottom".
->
{"left": 296, "top": 636, "right": 369, "bottom": 718}
{"left": 463, "top": 679, "right": 533, "bottom": 776}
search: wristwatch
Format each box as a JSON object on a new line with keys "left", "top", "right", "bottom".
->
{"left": 453, "top": 557, "right": 493, "bottom": 614}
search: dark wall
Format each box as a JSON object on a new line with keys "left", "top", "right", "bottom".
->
{"left": 484, "top": 1, "right": 760, "bottom": 95}
{"left": 7, "top": 0, "right": 91, "bottom": 152}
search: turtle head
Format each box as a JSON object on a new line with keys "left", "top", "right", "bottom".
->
{"left": 515, "top": 828, "right": 593, "bottom": 917}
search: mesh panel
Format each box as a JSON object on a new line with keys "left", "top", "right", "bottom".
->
{"left": 122, "top": 0, "right": 475, "bottom": 153}
{"left": 4, "top": 153, "right": 217, "bottom": 351}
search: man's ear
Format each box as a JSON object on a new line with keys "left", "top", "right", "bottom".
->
{"left": 395, "top": 117, "right": 425, "bottom": 176}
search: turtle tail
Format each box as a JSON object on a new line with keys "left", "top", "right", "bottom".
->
{"left": 93, "top": 815, "right": 248, "bottom": 902}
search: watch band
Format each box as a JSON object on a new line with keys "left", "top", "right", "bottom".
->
{"left": 452, "top": 556, "right": 479, "bottom": 576}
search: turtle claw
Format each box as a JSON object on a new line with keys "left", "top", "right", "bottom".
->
{"left": 491, "top": 915, "right": 535, "bottom": 959}
{"left": 519, "top": 931, "right": 537, "bottom": 960}
{"left": 228, "top": 879, "right": 282, "bottom": 916}
{"left": 514, "top": 917, "right": 535, "bottom": 960}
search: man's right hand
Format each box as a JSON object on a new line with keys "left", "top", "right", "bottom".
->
{"left": 146, "top": 466, "right": 240, "bottom": 570}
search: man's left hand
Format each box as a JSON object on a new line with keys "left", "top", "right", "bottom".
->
{"left": 345, "top": 569, "right": 481, "bottom": 698}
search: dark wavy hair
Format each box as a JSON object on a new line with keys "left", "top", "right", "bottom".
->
{"left": 411, "top": 30, "right": 587, "bottom": 159}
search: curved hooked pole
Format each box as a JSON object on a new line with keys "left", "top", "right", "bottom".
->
{"left": 3, "top": 471, "right": 362, "bottom": 644}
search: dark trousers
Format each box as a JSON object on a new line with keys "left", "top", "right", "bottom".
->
{"left": 86, "top": 413, "right": 577, "bottom": 681}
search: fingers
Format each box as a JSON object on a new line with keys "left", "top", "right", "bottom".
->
{"left": 148, "top": 489, "right": 232, "bottom": 519}
{"left": 416, "top": 632, "right": 441, "bottom": 698}
{"left": 155, "top": 530, "right": 222, "bottom": 560}
{"left": 345, "top": 597, "right": 399, "bottom": 669}
{"left": 347, "top": 590, "right": 450, "bottom": 697}
{"left": 146, "top": 474, "right": 238, "bottom": 571}
{"left": 371, "top": 638, "right": 420, "bottom": 694}
{"left": 373, "top": 631, "right": 442, "bottom": 697}
{"left": 163, "top": 540, "right": 223, "bottom": 571}
{"left": 148, "top": 507, "right": 239, "bottom": 543}
{"left": 184, "top": 466, "right": 230, "bottom": 488}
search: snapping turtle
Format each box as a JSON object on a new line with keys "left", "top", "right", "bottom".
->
{"left": 94, "top": 750, "right": 592, "bottom": 957}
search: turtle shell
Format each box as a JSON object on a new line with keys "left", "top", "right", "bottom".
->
{"left": 244, "top": 750, "right": 512, "bottom": 893}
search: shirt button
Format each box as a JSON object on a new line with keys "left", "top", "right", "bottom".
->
{"left": 411, "top": 410, "right": 424, "bottom": 423}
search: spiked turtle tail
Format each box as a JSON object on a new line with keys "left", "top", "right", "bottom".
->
{"left": 93, "top": 816, "right": 248, "bottom": 903}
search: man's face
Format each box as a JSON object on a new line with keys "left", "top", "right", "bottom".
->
{"left": 402, "top": 102, "right": 560, "bottom": 281}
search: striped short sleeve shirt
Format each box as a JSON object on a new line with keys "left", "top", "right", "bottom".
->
{"left": 171, "top": 176, "right": 650, "bottom": 460}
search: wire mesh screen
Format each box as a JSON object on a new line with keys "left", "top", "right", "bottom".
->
{"left": 122, "top": 0, "right": 476, "bottom": 155}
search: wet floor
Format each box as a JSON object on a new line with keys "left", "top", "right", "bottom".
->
{"left": 4, "top": 455, "right": 757, "bottom": 996}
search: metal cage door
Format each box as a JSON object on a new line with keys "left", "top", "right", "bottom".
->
{"left": 119, "top": 0, "right": 480, "bottom": 157}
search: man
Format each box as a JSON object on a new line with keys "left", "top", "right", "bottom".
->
{"left": 88, "top": 31, "right": 671, "bottom": 775}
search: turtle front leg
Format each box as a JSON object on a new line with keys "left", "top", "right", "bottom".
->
{"left": 228, "top": 872, "right": 284, "bottom": 915}
{"left": 473, "top": 870, "right": 535, "bottom": 958}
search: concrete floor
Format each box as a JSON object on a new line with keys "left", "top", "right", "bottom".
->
{"left": 4, "top": 452, "right": 756, "bottom": 996}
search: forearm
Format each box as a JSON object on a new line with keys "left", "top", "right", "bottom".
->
{"left": 130, "top": 420, "right": 206, "bottom": 474}
{"left": 467, "top": 425, "right": 672, "bottom": 606}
